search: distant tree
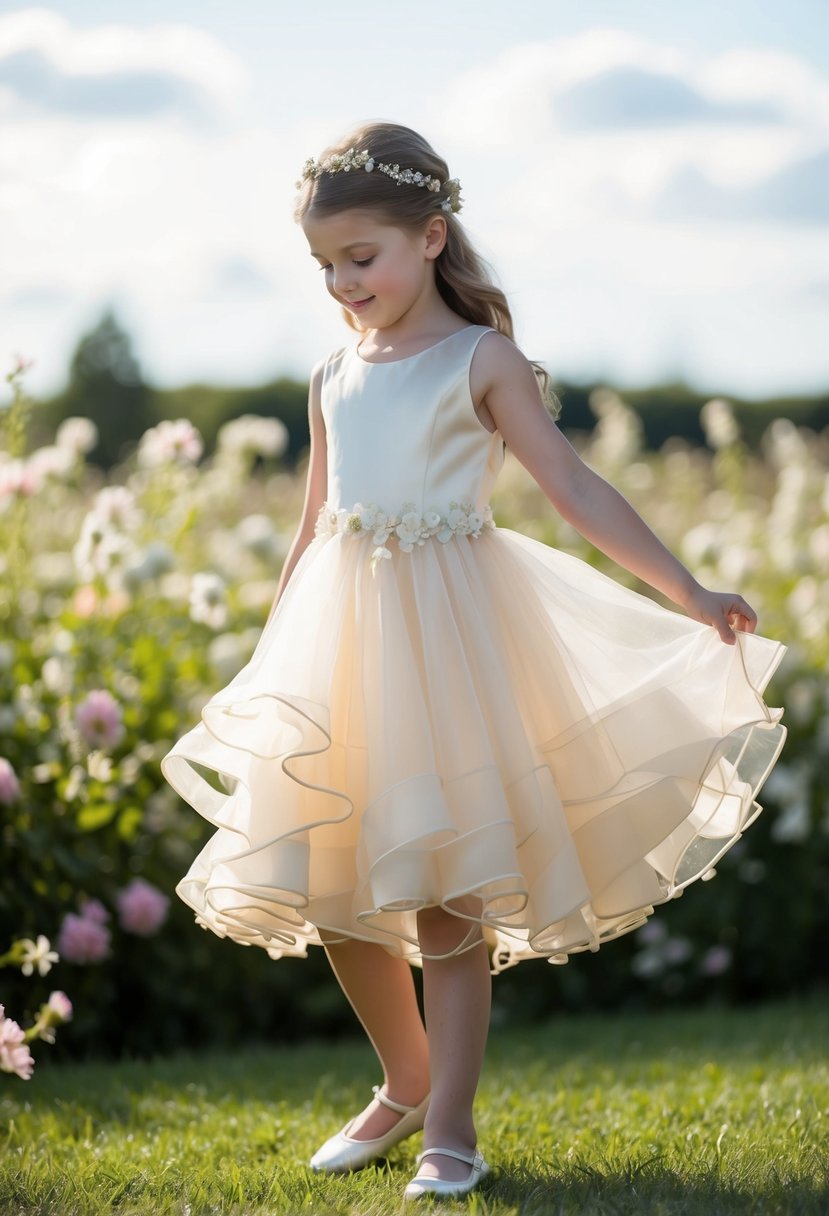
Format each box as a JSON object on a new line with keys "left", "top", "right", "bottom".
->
{"left": 41, "top": 310, "right": 154, "bottom": 468}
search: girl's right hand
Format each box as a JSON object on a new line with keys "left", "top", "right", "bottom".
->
{"left": 678, "top": 583, "right": 758, "bottom": 645}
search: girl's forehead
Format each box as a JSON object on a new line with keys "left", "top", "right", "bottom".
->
{"left": 302, "top": 209, "right": 399, "bottom": 253}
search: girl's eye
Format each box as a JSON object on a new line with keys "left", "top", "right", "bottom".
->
{"left": 354, "top": 257, "right": 374, "bottom": 267}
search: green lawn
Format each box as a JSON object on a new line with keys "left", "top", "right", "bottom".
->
{"left": 2, "top": 999, "right": 827, "bottom": 1215}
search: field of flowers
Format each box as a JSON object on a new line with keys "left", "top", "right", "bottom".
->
{"left": 1, "top": 361, "right": 827, "bottom": 1076}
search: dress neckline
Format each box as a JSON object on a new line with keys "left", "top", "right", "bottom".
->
{"left": 353, "top": 326, "right": 484, "bottom": 366}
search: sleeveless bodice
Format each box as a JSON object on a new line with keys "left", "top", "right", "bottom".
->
{"left": 321, "top": 326, "right": 503, "bottom": 514}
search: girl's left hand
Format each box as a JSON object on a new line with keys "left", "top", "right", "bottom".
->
{"left": 680, "top": 584, "right": 757, "bottom": 644}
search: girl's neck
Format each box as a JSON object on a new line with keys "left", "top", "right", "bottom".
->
{"left": 357, "top": 304, "right": 469, "bottom": 362}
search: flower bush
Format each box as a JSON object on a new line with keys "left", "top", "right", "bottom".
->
{"left": 1, "top": 361, "right": 827, "bottom": 1055}
{"left": 0, "top": 933, "right": 72, "bottom": 1079}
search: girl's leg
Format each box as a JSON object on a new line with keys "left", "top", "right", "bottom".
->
{"left": 416, "top": 901, "right": 492, "bottom": 1182}
{"left": 323, "top": 936, "right": 430, "bottom": 1139}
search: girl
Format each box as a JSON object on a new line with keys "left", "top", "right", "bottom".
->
{"left": 162, "top": 122, "right": 786, "bottom": 1200}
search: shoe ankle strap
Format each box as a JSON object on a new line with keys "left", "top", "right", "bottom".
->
{"left": 371, "top": 1084, "right": 424, "bottom": 1115}
{"left": 417, "top": 1146, "right": 481, "bottom": 1166}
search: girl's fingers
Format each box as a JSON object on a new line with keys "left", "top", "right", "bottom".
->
{"left": 728, "top": 596, "right": 757, "bottom": 633}
{"left": 715, "top": 612, "right": 737, "bottom": 644}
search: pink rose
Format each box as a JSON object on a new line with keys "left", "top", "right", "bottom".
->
{"left": 116, "top": 878, "right": 170, "bottom": 937}
{"left": 0, "top": 758, "right": 20, "bottom": 806}
{"left": 75, "top": 690, "right": 125, "bottom": 751}
{"left": 0, "top": 1006, "right": 34, "bottom": 1080}
{"left": 56, "top": 912, "right": 111, "bottom": 964}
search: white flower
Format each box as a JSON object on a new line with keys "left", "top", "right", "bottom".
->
{"left": 316, "top": 501, "right": 495, "bottom": 554}
{"left": 701, "top": 398, "right": 739, "bottom": 449}
{"left": 189, "top": 572, "right": 228, "bottom": 629}
{"left": 771, "top": 800, "right": 811, "bottom": 844}
{"left": 138, "top": 419, "right": 203, "bottom": 468}
{"left": 356, "top": 503, "right": 381, "bottom": 530}
{"left": 73, "top": 515, "right": 140, "bottom": 585}
{"left": 56, "top": 416, "right": 98, "bottom": 456}
{"left": 18, "top": 935, "right": 60, "bottom": 978}
{"left": 370, "top": 546, "right": 392, "bottom": 571}
{"left": 631, "top": 948, "right": 664, "bottom": 979}
{"left": 217, "top": 415, "right": 288, "bottom": 460}
{"left": 93, "top": 486, "right": 141, "bottom": 531}
{"left": 235, "top": 514, "right": 278, "bottom": 560}
{"left": 27, "top": 445, "right": 75, "bottom": 482}
{"left": 396, "top": 511, "right": 424, "bottom": 551}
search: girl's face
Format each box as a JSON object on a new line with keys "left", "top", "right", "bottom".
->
{"left": 302, "top": 209, "right": 443, "bottom": 331}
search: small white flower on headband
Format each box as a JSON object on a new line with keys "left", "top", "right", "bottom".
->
{"left": 297, "top": 147, "right": 463, "bottom": 214}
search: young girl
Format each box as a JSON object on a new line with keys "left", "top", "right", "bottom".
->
{"left": 161, "top": 121, "right": 786, "bottom": 1200}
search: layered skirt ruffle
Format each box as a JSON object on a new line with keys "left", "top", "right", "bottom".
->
{"left": 161, "top": 526, "right": 786, "bottom": 971}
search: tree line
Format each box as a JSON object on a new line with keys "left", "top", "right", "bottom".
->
{"left": 30, "top": 310, "right": 829, "bottom": 469}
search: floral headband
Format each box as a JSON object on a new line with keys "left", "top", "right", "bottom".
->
{"left": 297, "top": 147, "right": 463, "bottom": 214}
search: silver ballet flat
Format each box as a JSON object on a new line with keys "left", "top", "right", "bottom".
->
{"left": 403, "top": 1146, "right": 490, "bottom": 1200}
{"left": 309, "top": 1085, "right": 430, "bottom": 1174}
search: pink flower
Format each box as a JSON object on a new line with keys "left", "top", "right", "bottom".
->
{"left": 34, "top": 991, "right": 74, "bottom": 1044}
{"left": 116, "top": 878, "right": 170, "bottom": 936}
{"left": 0, "top": 1006, "right": 34, "bottom": 1080}
{"left": 0, "top": 758, "right": 20, "bottom": 806}
{"left": 79, "top": 898, "right": 110, "bottom": 925}
{"left": 75, "top": 690, "right": 125, "bottom": 751}
{"left": 0, "top": 459, "right": 40, "bottom": 500}
{"left": 138, "top": 419, "right": 203, "bottom": 467}
{"left": 56, "top": 912, "right": 111, "bottom": 964}
{"left": 700, "top": 945, "right": 732, "bottom": 977}
{"left": 47, "top": 991, "right": 73, "bottom": 1022}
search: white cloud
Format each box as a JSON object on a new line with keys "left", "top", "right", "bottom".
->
{"left": 0, "top": 8, "right": 245, "bottom": 114}
{"left": 2, "top": 15, "right": 828, "bottom": 398}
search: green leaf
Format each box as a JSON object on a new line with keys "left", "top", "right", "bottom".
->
{"left": 77, "top": 802, "right": 117, "bottom": 831}
{"left": 117, "top": 806, "right": 143, "bottom": 843}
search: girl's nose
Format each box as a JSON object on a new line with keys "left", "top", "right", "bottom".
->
{"left": 332, "top": 265, "right": 355, "bottom": 295}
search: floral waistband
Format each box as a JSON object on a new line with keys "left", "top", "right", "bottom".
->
{"left": 315, "top": 501, "right": 495, "bottom": 567}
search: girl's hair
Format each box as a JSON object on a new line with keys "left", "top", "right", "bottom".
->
{"left": 295, "top": 121, "right": 559, "bottom": 416}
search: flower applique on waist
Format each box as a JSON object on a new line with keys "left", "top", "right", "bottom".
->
{"left": 315, "top": 501, "right": 495, "bottom": 569}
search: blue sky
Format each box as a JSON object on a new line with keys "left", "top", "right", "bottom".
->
{"left": 2, "top": 1, "right": 828, "bottom": 397}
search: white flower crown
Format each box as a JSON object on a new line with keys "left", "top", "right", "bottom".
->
{"left": 297, "top": 147, "right": 463, "bottom": 214}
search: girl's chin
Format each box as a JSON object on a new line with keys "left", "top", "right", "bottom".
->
{"left": 340, "top": 306, "right": 370, "bottom": 331}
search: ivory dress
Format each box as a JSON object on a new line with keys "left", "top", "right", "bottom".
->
{"left": 161, "top": 325, "right": 786, "bottom": 971}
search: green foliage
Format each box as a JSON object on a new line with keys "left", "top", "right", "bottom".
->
{"left": 33, "top": 311, "right": 829, "bottom": 477}
{"left": 35, "top": 311, "right": 155, "bottom": 468}
{"left": 1, "top": 1001, "right": 827, "bottom": 1215}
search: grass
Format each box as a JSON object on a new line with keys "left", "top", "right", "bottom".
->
{"left": 1, "top": 999, "right": 828, "bottom": 1215}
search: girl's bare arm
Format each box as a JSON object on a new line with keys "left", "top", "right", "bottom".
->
{"left": 265, "top": 361, "right": 327, "bottom": 624}
{"left": 472, "top": 334, "right": 755, "bottom": 645}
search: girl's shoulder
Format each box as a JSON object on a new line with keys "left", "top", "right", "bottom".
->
{"left": 470, "top": 329, "right": 535, "bottom": 384}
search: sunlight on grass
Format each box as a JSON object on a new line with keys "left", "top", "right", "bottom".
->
{"left": 2, "top": 1000, "right": 827, "bottom": 1214}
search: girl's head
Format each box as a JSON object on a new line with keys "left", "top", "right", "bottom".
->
{"left": 295, "top": 121, "right": 513, "bottom": 338}
{"left": 295, "top": 120, "right": 557, "bottom": 412}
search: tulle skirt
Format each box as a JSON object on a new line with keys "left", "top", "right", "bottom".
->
{"left": 161, "top": 526, "right": 786, "bottom": 971}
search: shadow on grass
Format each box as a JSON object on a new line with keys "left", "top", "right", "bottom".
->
{"left": 486, "top": 1157, "right": 829, "bottom": 1216}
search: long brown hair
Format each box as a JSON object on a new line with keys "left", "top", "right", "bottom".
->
{"left": 295, "top": 121, "right": 558, "bottom": 415}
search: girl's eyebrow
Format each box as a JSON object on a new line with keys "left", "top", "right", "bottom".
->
{"left": 309, "top": 241, "right": 376, "bottom": 258}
